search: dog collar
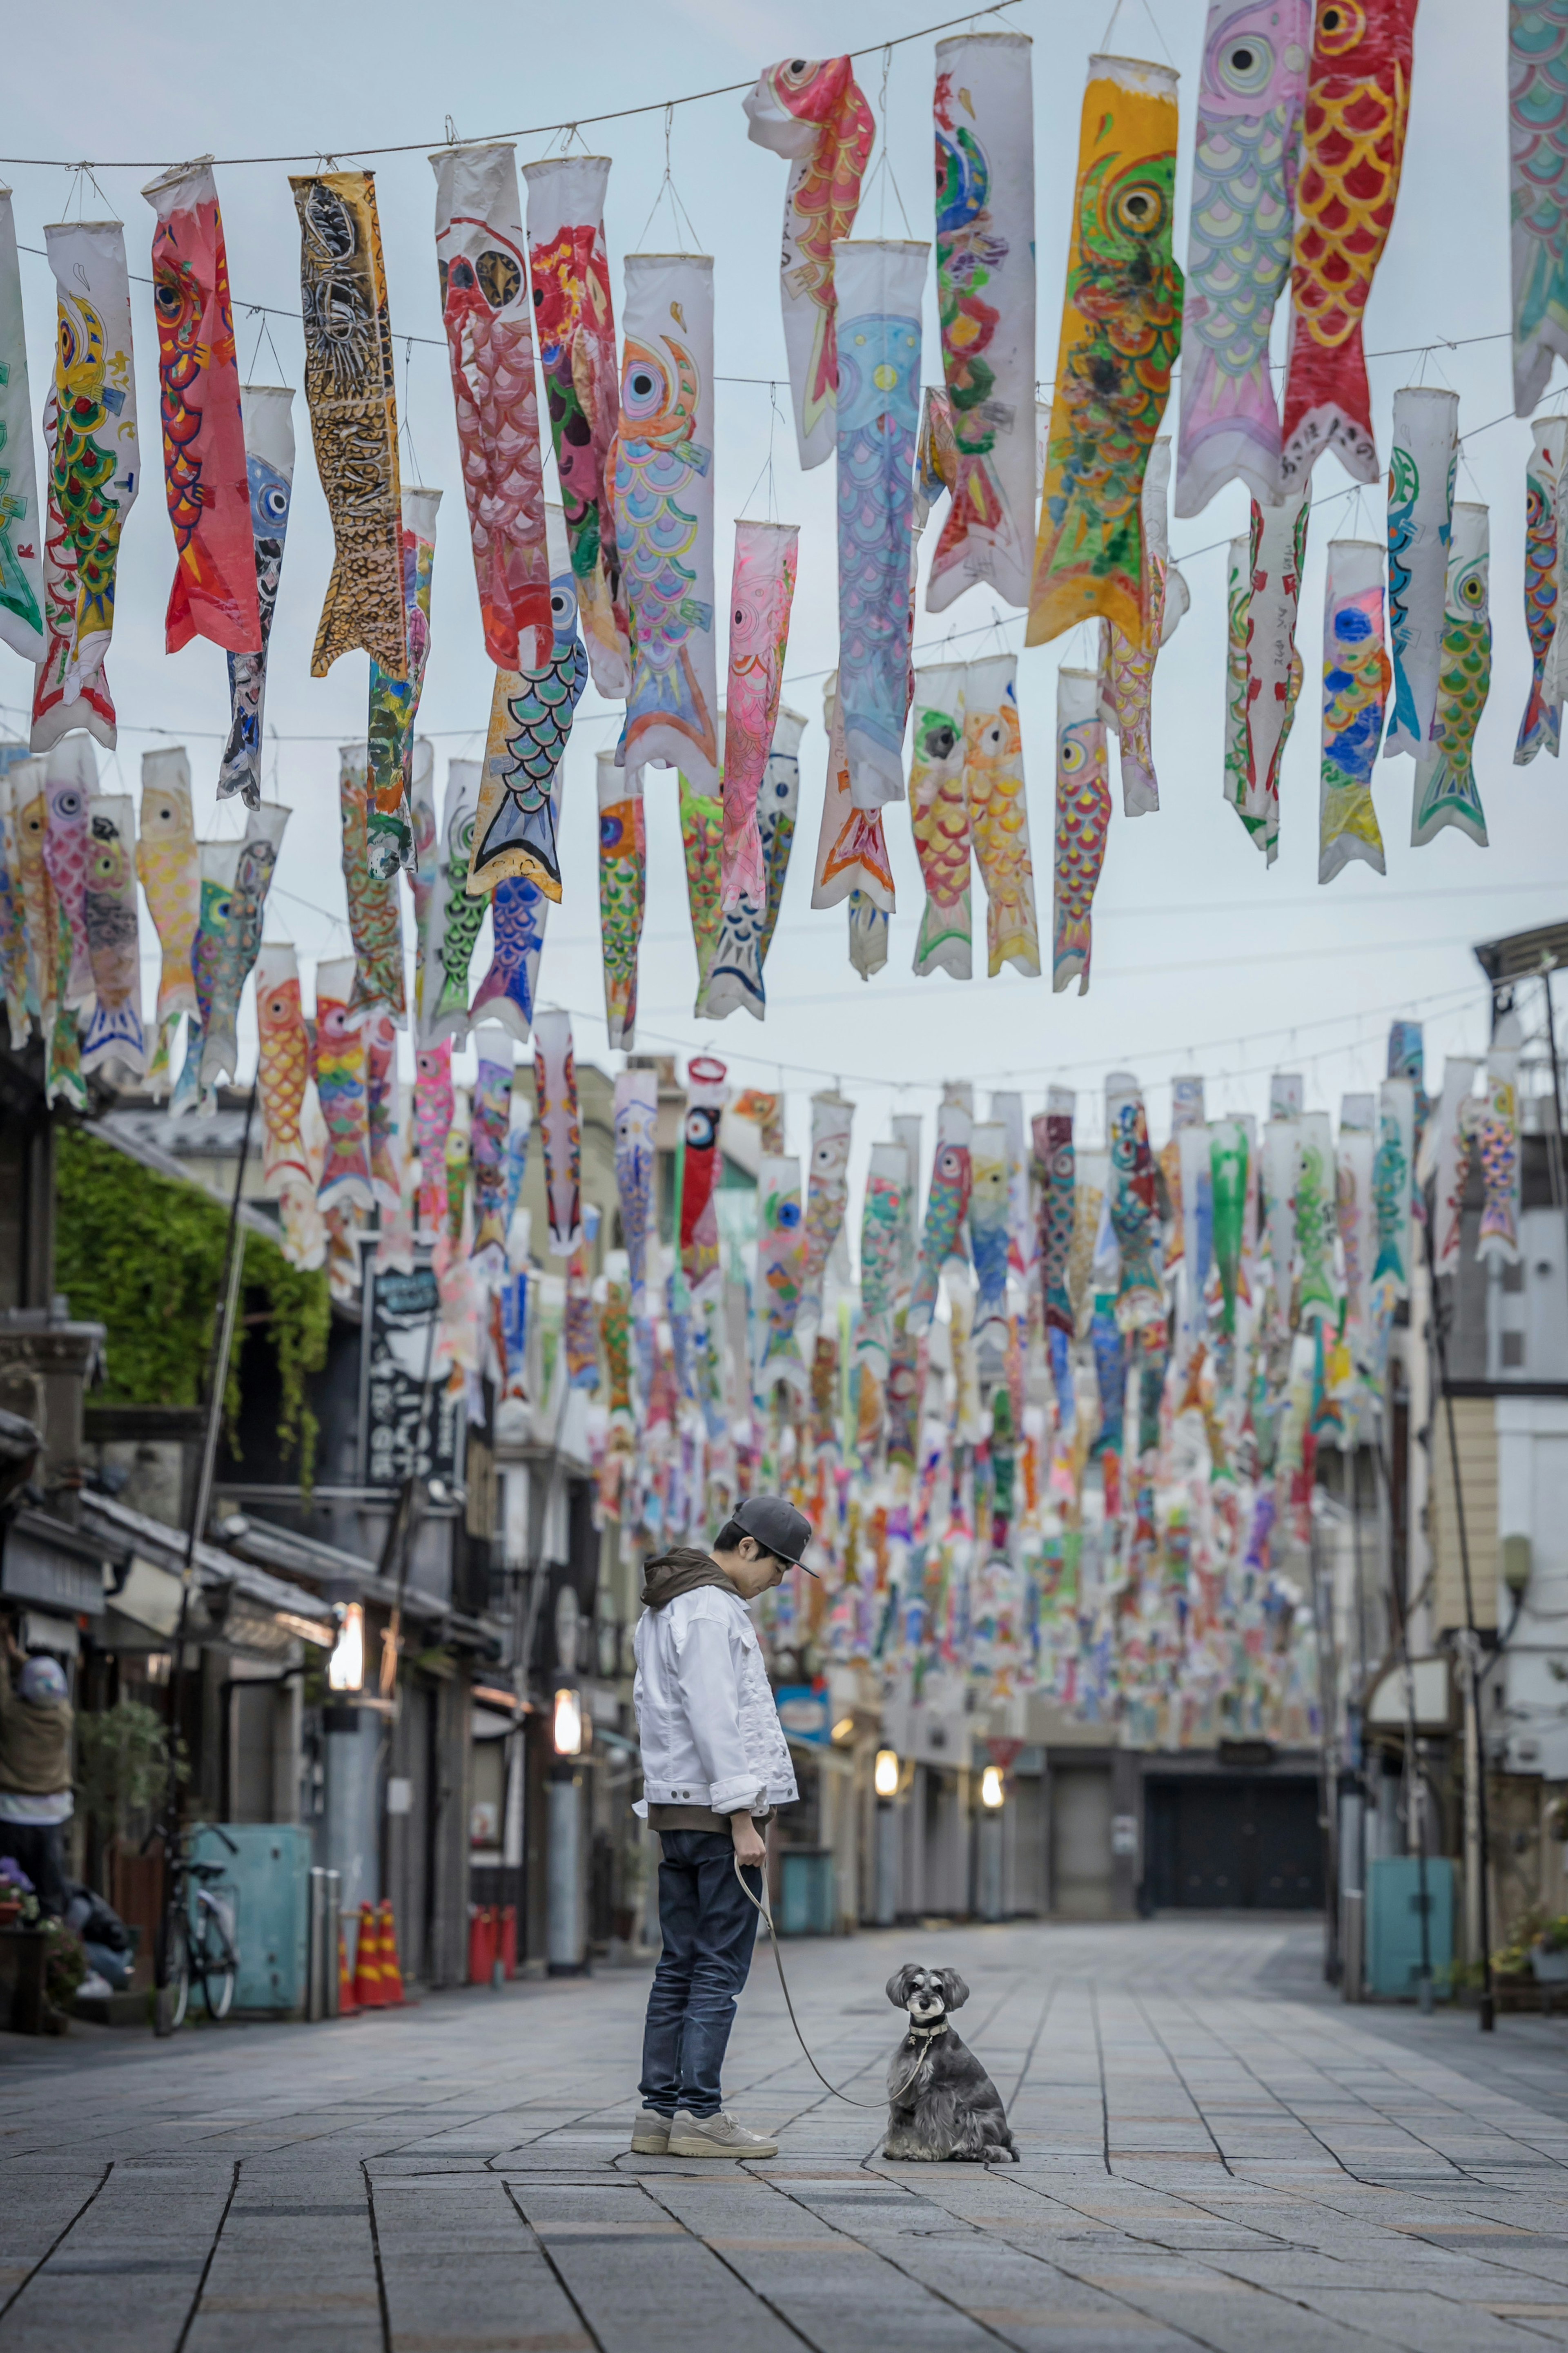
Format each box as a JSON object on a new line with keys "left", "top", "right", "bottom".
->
{"left": 908, "top": 2018, "right": 949, "bottom": 2040}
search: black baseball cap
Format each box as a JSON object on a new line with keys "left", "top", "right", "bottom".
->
{"left": 734, "top": 1494, "right": 817, "bottom": 1575}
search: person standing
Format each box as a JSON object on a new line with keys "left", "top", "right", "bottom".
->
{"left": 0, "top": 1628, "right": 74, "bottom": 1917}
{"left": 630, "top": 1495, "right": 813, "bottom": 2159}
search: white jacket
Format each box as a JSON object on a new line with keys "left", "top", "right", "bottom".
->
{"left": 632, "top": 1585, "right": 798, "bottom": 1818}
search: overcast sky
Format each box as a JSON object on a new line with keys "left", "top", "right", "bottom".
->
{"left": 0, "top": 0, "right": 1554, "bottom": 1195}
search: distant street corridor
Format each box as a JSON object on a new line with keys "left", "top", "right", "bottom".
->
{"left": 7, "top": 1918, "right": 1568, "bottom": 2352}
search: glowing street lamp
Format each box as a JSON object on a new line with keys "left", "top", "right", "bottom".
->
{"left": 552, "top": 1687, "right": 583, "bottom": 1758}
{"left": 874, "top": 1747, "right": 900, "bottom": 1799}
{"left": 327, "top": 1602, "right": 364, "bottom": 1693}
{"left": 980, "top": 1763, "right": 1006, "bottom": 1810}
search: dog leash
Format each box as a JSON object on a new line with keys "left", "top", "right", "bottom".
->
{"left": 733, "top": 1854, "right": 930, "bottom": 2108}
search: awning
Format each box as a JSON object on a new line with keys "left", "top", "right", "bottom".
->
{"left": 1, "top": 1506, "right": 119, "bottom": 1618}
{"left": 78, "top": 1492, "right": 335, "bottom": 1648}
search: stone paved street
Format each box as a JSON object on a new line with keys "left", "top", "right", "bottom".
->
{"left": 8, "top": 1918, "right": 1568, "bottom": 2352}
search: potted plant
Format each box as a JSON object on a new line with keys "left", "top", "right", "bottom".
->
{"left": 1532, "top": 1915, "right": 1568, "bottom": 1983}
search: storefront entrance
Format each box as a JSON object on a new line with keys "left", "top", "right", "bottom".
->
{"left": 1143, "top": 1775, "right": 1323, "bottom": 1909}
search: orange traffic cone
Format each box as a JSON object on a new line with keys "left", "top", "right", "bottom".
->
{"left": 337, "top": 1918, "right": 358, "bottom": 2016}
{"left": 377, "top": 1900, "right": 405, "bottom": 2006}
{"left": 352, "top": 1900, "right": 384, "bottom": 2010}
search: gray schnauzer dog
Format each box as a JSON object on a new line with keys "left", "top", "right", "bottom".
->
{"left": 882, "top": 1964, "right": 1018, "bottom": 2163}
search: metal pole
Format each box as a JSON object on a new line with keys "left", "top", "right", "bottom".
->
{"left": 1424, "top": 1209, "right": 1495, "bottom": 2031}
{"left": 165, "top": 1082, "right": 259, "bottom": 1803}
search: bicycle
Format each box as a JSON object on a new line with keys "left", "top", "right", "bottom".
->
{"left": 154, "top": 1824, "right": 240, "bottom": 2036}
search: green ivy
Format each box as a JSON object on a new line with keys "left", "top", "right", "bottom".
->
{"left": 54, "top": 1128, "right": 331, "bottom": 1485}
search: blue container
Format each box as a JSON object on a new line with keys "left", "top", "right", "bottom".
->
{"left": 189, "top": 1825, "right": 312, "bottom": 2015}
{"left": 778, "top": 1848, "right": 836, "bottom": 1936}
{"left": 1365, "top": 1855, "right": 1454, "bottom": 1999}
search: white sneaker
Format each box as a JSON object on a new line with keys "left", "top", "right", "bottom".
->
{"left": 667, "top": 2108, "right": 778, "bottom": 2159}
{"left": 630, "top": 2107, "right": 672, "bottom": 2155}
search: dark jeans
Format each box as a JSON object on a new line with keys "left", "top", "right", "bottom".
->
{"left": 639, "top": 1830, "right": 762, "bottom": 2119}
{"left": 0, "top": 1820, "right": 67, "bottom": 1917}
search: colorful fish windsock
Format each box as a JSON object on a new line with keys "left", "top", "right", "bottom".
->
{"left": 700, "top": 704, "right": 805, "bottom": 1024}
{"left": 417, "top": 759, "right": 482, "bottom": 1047}
{"left": 80, "top": 795, "right": 143, "bottom": 1076}
{"left": 911, "top": 1100, "right": 972, "bottom": 1330}
{"left": 1430, "top": 1055, "right": 1478, "bottom": 1273}
{"left": 367, "top": 486, "right": 440, "bottom": 879}
{"left": 339, "top": 747, "right": 405, "bottom": 1023}
{"left": 614, "top": 252, "right": 720, "bottom": 793}
{"left": 11, "top": 758, "right": 57, "bottom": 1043}
{"left": 679, "top": 763, "right": 725, "bottom": 993}
{"left": 522, "top": 154, "right": 631, "bottom": 698}
{"left": 0, "top": 777, "right": 35, "bottom": 1049}
{"left": 414, "top": 1039, "right": 454, "bottom": 1236}
{"left": 800, "top": 1091, "right": 853, "bottom": 1327}
{"left": 1051, "top": 665, "right": 1111, "bottom": 995}
{"left": 1335, "top": 1113, "right": 1375, "bottom": 1329}
{"left": 255, "top": 943, "right": 312, "bottom": 1198}
{"left": 1279, "top": 0, "right": 1418, "bottom": 490}
{"left": 928, "top": 31, "right": 1037, "bottom": 611}
{"left": 1512, "top": 2, "right": 1568, "bottom": 415}
{"left": 722, "top": 521, "right": 799, "bottom": 912}
{"left": 291, "top": 172, "right": 405, "bottom": 680}
{"left": 534, "top": 1009, "right": 583, "bottom": 1257}
{"left": 744, "top": 58, "right": 873, "bottom": 471}
{"left": 1028, "top": 56, "right": 1182, "bottom": 649}
{"left": 1222, "top": 531, "right": 1254, "bottom": 842}
{"left": 470, "top": 1027, "right": 514, "bottom": 1274}
{"left": 136, "top": 747, "right": 200, "bottom": 1042}
{"left": 432, "top": 143, "right": 550, "bottom": 674}
{"left": 1098, "top": 437, "right": 1188, "bottom": 818}
{"left": 1383, "top": 387, "right": 1458, "bottom": 758}
{"left": 1374, "top": 1073, "right": 1416, "bottom": 1290}
{"left": 469, "top": 506, "right": 587, "bottom": 903}
{"left": 313, "top": 955, "right": 373, "bottom": 1215}
{"left": 811, "top": 672, "right": 895, "bottom": 912}
{"left": 31, "top": 221, "right": 140, "bottom": 753}
{"left": 908, "top": 662, "right": 971, "bottom": 979}
{"left": 1176, "top": 0, "right": 1310, "bottom": 515}
{"left": 1106, "top": 1074, "right": 1164, "bottom": 1338}
{"left": 1517, "top": 416, "right": 1564, "bottom": 763}
{"left": 200, "top": 801, "right": 287, "bottom": 1092}
{"left": 858, "top": 1140, "right": 909, "bottom": 1380}
{"left": 1411, "top": 501, "right": 1492, "bottom": 850}
{"left": 612, "top": 1066, "right": 658, "bottom": 1314}
{"left": 1241, "top": 489, "right": 1311, "bottom": 863}
{"left": 963, "top": 654, "right": 1039, "bottom": 978}
{"left": 968, "top": 1120, "right": 1011, "bottom": 1352}
{"left": 596, "top": 748, "right": 645, "bottom": 1050}
{"left": 43, "top": 736, "right": 96, "bottom": 1012}
{"left": 218, "top": 386, "right": 295, "bottom": 810}
{"left": 833, "top": 239, "right": 926, "bottom": 810}
{"left": 1319, "top": 539, "right": 1392, "bottom": 883}
{"left": 755, "top": 1153, "right": 809, "bottom": 1396}
{"left": 140, "top": 159, "right": 260, "bottom": 658}
{"left": 174, "top": 838, "right": 238, "bottom": 1115}
{"left": 0, "top": 187, "right": 44, "bottom": 663}
{"left": 678, "top": 1054, "right": 729, "bottom": 1298}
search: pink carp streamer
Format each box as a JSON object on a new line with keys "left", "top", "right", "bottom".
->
{"left": 721, "top": 520, "right": 798, "bottom": 912}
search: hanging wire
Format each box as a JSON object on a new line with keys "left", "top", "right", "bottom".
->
{"left": 244, "top": 307, "right": 289, "bottom": 386}
{"left": 865, "top": 45, "right": 916, "bottom": 241}
{"left": 637, "top": 102, "right": 704, "bottom": 250}
{"left": 399, "top": 334, "right": 424, "bottom": 484}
